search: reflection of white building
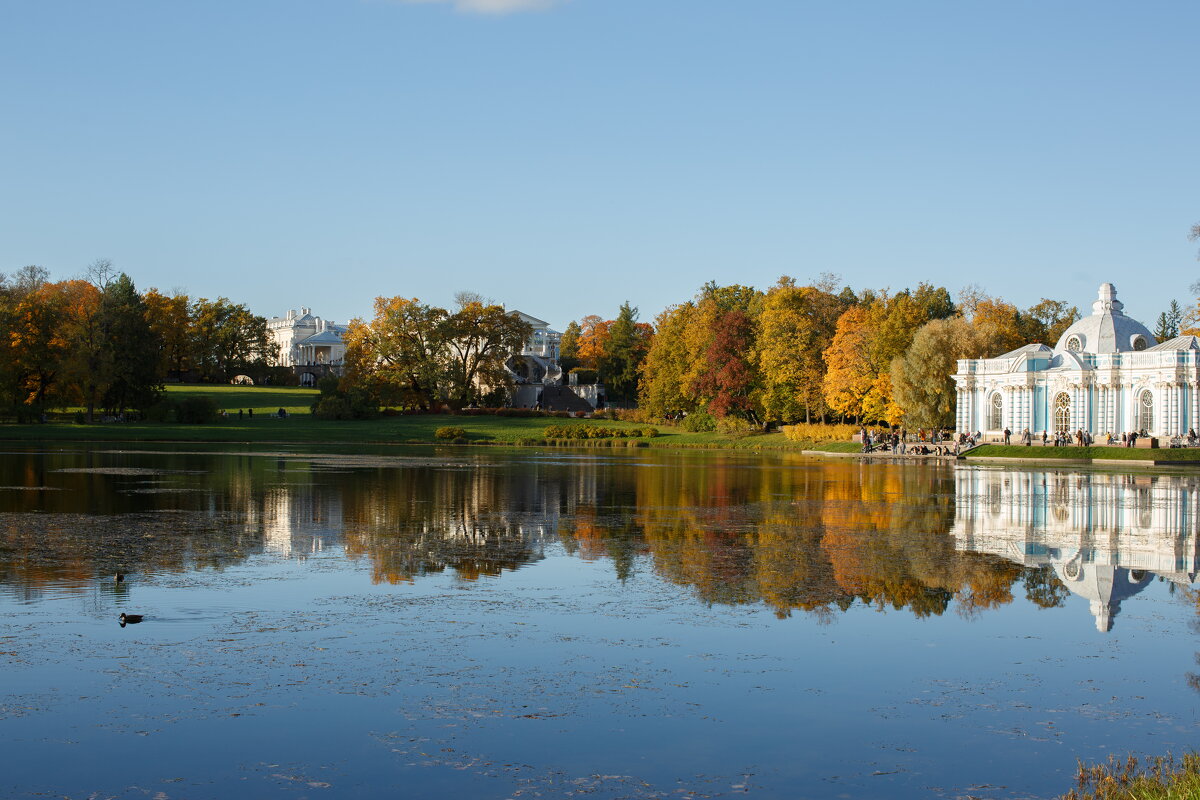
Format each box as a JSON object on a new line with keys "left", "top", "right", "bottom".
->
{"left": 954, "top": 284, "right": 1200, "bottom": 439}
{"left": 254, "top": 485, "right": 343, "bottom": 559}
{"left": 267, "top": 308, "right": 349, "bottom": 379}
{"left": 952, "top": 467, "right": 1200, "bottom": 631}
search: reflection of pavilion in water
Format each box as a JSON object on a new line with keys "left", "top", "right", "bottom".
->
{"left": 952, "top": 468, "right": 1200, "bottom": 631}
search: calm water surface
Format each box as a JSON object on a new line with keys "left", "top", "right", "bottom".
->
{"left": 2, "top": 445, "right": 1199, "bottom": 799}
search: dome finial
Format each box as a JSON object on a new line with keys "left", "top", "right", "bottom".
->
{"left": 1093, "top": 283, "right": 1124, "bottom": 316}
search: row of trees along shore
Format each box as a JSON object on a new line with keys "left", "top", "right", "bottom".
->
{"left": 342, "top": 274, "right": 1197, "bottom": 433}
{"left": 0, "top": 262, "right": 275, "bottom": 421}
{"left": 629, "top": 277, "right": 1090, "bottom": 433}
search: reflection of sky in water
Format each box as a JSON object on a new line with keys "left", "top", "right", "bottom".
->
{"left": 1, "top": 447, "right": 1199, "bottom": 799}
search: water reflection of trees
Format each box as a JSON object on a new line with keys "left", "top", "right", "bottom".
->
{"left": 338, "top": 465, "right": 559, "bottom": 584}
{"left": 569, "top": 456, "right": 1034, "bottom": 620}
{"left": 0, "top": 451, "right": 1130, "bottom": 627}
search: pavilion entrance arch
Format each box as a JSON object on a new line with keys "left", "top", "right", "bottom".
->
{"left": 987, "top": 392, "right": 1003, "bottom": 431}
{"left": 300, "top": 372, "right": 318, "bottom": 387}
{"left": 1053, "top": 392, "right": 1071, "bottom": 434}
{"left": 1136, "top": 389, "right": 1153, "bottom": 434}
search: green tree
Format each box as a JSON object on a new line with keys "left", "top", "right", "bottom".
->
{"left": 99, "top": 274, "right": 163, "bottom": 415}
{"left": 1155, "top": 300, "right": 1184, "bottom": 341}
{"left": 441, "top": 300, "right": 532, "bottom": 408}
{"left": 891, "top": 317, "right": 982, "bottom": 429}
{"left": 190, "top": 298, "right": 275, "bottom": 382}
{"left": 559, "top": 320, "right": 582, "bottom": 373}
{"left": 600, "top": 301, "right": 648, "bottom": 404}
{"left": 343, "top": 296, "right": 448, "bottom": 411}
{"left": 1021, "top": 298, "right": 1080, "bottom": 345}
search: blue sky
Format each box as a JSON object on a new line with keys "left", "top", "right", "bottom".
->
{"left": 1, "top": 0, "right": 1196, "bottom": 331}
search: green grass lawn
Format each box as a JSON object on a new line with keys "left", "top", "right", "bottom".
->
{"left": 0, "top": 414, "right": 801, "bottom": 448}
{"left": 967, "top": 444, "right": 1200, "bottom": 462}
{"left": 0, "top": 384, "right": 811, "bottom": 449}
{"left": 163, "top": 384, "right": 319, "bottom": 415}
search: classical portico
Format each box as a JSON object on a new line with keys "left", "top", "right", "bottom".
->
{"left": 954, "top": 284, "right": 1200, "bottom": 439}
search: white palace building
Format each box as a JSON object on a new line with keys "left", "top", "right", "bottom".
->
{"left": 954, "top": 283, "right": 1200, "bottom": 440}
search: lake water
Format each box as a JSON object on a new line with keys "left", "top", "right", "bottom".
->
{"left": 2, "top": 445, "right": 1199, "bottom": 799}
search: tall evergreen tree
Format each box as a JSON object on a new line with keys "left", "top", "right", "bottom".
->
{"left": 100, "top": 274, "right": 163, "bottom": 415}
{"left": 558, "top": 320, "right": 582, "bottom": 373}
{"left": 601, "top": 301, "right": 641, "bottom": 404}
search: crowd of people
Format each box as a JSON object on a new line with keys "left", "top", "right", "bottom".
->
{"left": 855, "top": 424, "right": 1200, "bottom": 457}
{"left": 858, "top": 427, "right": 961, "bottom": 457}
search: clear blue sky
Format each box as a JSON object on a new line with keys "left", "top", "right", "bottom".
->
{"left": 1, "top": 0, "right": 1196, "bottom": 331}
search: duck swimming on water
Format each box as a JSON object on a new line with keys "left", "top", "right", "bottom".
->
{"left": 118, "top": 613, "right": 143, "bottom": 627}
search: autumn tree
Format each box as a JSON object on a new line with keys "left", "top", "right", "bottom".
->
{"left": 8, "top": 280, "right": 92, "bottom": 416}
{"left": 758, "top": 278, "right": 845, "bottom": 423}
{"left": 822, "top": 305, "right": 874, "bottom": 421}
{"left": 692, "top": 310, "right": 761, "bottom": 425}
{"left": 969, "top": 296, "right": 1026, "bottom": 356}
{"left": 638, "top": 302, "right": 699, "bottom": 418}
{"left": 823, "top": 286, "right": 951, "bottom": 424}
{"left": 143, "top": 288, "right": 193, "bottom": 380}
{"left": 574, "top": 315, "right": 611, "bottom": 371}
{"left": 441, "top": 299, "right": 532, "bottom": 408}
{"left": 343, "top": 297, "right": 448, "bottom": 411}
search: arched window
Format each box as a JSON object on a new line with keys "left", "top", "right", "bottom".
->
{"left": 1137, "top": 390, "right": 1153, "bottom": 433}
{"left": 987, "top": 393, "right": 1003, "bottom": 430}
{"left": 1066, "top": 336, "right": 1082, "bottom": 352}
{"left": 1132, "top": 336, "right": 1147, "bottom": 351}
{"left": 1054, "top": 392, "right": 1071, "bottom": 433}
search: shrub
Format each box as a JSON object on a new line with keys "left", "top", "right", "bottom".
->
{"left": 716, "top": 416, "right": 755, "bottom": 436}
{"left": 314, "top": 397, "right": 353, "bottom": 420}
{"left": 781, "top": 423, "right": 859, "bottom": 443}
{"left": 496, "top": 408, "right": 543, "bottom": 418}
{"left": 679, "top": 412, "right": 717, "bottom": 432}
{"left": 452, "top": 436, "right": 469, "bottom": 445}
{"left": 435, "top": 426, "right": 467, "bottom": 440}
{"left": 641, "top": 427, "right": 659, "bottom": 438}
{"left": 569, "top": 368, "right": 599, "bottom": 384}
{"left": 177, "top": 396, "right": 219, "bottom": 424}
{"left": 615, "top": 408, "right": 653, "bottom": 423}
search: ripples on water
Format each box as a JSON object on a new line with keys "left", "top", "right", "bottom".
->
{"left": 1, "top": 445, "right": 1199, "bottom": 799}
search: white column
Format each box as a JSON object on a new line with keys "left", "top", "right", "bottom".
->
{"left": 1185, "top": 383, "right": 1195, "bottom": 434}
{"left": 1176, "top": 384, "right": 1185, "bottom": 434}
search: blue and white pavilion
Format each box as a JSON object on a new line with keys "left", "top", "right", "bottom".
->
{"left": 954, "top": 283, "right": 1200, "bottom": 439}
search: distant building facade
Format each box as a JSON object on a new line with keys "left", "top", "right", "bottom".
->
{"left": 954, "top": 283, "right": 1200, "bottom": 439}
{"left": 267, "top": 308, "right": 349, "bottom": 385}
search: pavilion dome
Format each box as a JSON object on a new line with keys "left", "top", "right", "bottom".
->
{"left": 1052, "top": 283, "right": 1155, "bottom": 356}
